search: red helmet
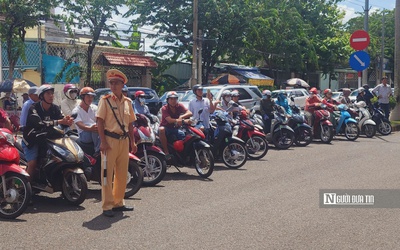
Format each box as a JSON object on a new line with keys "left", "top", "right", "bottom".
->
{"left": 323, "top": 89, "right": 332, "bottom": 95}
{"left": 173, "top": 140, "right": 184, "bottom": 152}
{"left": 309, "top": 87, "right": 318, "bottom": 94}
{"left": 135, "top": 90, "right": 145, "bottom": 98}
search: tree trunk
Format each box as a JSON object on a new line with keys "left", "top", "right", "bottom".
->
{"left": 389, "top": 0, "right": 400, "bottom": 121}
{"left": 85, "top": 46, "right": 93, "bottom": 87}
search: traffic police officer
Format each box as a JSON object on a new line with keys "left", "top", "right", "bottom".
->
{"left": 96, "top": 69, "right": 137, "bottom": 217}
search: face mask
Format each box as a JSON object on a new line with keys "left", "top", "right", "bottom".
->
{"left": 138, "top": 97, "right": 145, "bottom": 105}
{"left": 70, "top": 93, "right": 77, "bottom": 99}
{"left": 224, "top": 97, "right": 231, "bottom": 102}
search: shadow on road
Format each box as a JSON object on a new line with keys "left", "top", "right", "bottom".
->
{"left": 82, "top": 213, "right": 130, "bottom": 231}
{"left": 162, "top": 171, "right": 214, "bottom": 182}
{"left": 25, "top": 194, "right": 85, "bottom": 214}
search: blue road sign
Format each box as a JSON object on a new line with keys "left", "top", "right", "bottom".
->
{"left": 349, "top": 51, "right": 370, "bottom": 72}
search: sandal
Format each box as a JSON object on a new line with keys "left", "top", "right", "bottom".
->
{"left": 165, "top": 154, "right": 173, "bottom": 161}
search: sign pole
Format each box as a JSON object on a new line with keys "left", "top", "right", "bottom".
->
{"left": 358, "top": 71, "right": 362, "bottom": 88}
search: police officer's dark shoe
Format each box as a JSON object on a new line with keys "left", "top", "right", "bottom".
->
{"left": 102, "top": 210, "right": 115, "bottom": 217}
{"left": 112, "top": 205, "right": 134, "bottom": 212}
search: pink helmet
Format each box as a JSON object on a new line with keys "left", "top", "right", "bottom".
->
{"left": 63, "top": 84, "right": 79, "bottom": 100}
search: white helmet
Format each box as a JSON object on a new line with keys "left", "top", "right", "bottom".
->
{"left": 262, "top": 90, "right": 271, "bottom": 96}
{"left": 221, "top": 90, "right": 231, "bottom": 97}
{"left": 355, "top": 101, "right": 366, "bottom": 108}
{"left": 37, "top": 84, "right": 55, "bottom": 99}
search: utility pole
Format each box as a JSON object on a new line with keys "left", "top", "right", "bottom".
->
{"left": 191, "top": 0, "right": 198, "bottom": 88}
{"left": 362, "top": 0, "right": 370, "bottom": 87}
{"left": 379, "top": 11, "right": 385, "bottom": 82}
{"left": 198, "top": 29, "right": 202, "bottom": 85}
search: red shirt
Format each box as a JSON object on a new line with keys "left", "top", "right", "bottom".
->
{"left": 322, "top": 98, "right": 339, "bottom": 113}
{"left": 305, "top": 95, "right": 322, "bottom": 113}
{"left": 160, "top": 103, "right": 188, "bottom": 129}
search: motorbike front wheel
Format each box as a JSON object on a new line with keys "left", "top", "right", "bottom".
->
{"left": 272, "top": 128, "right": 294, "bottom": 149}
{"left": 62, "top": 172, "right": 88, "bottom": 205}
{"left": 124, "top": 160, "right": 144, "bottom": 198}
{"left": 363, "top": 124, "right": 376, "bottom": 138}
{"left": 344, "top": 122, "right": 359, "bottom": 141}
{"left": 378, "top": 121, "right": 392, "bottom": 135}
{"left": 294, "top": 127, "right": 313, "bottom": 147}
{"left": 222, "top": 142, "right": 247, "bottom": 169}
{"left": 0, "top": 173, "right": 32, "bottom": 219}
{"left": 246, "top": 135, "right": 268, "bottom": 160}
{"left": 320, "top": 125, "right": 334, "bottom": 144}
{"left": 194, "top": 148, "right": 214, "bottom": 178}
{"left": 139, "top": 152, "right": 167, "bottom": 186}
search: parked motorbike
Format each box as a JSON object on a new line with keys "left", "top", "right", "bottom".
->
{"left": 133, "top": 114, "right": 166, "bottom": 186}
{"left": 16, "top": 115, "right": 88, "bottom": 205}
{"left": 331, "top": 104, "right": 359, "bottom": 141}
{"left": 157, "top": 118, "right": 214, "bottom": 178}
{"left": 371, "top": 103, "right": 392, "bottom": 135}
{"left": 312, "top": 104, "right": 334, "bottom": 144}
{"left": 209, "top": 110, "right": 248, "bottom": 168}
{"left": 234, "top": 109, "right": 268, "bottom": 160}
{"left": 0, "top": 128, "right": 32, "bottom": 219}
{"left": 288, "top": 104, "right": 313, "bottom": 147}
{"left": 70, "top": 134, "right": 144, "bottom": 198}
{"left": 265, "top": 105, "right": 295, "bottom": 149}
{"left": 350, "top": 101, "right": 376, "bottom": 138}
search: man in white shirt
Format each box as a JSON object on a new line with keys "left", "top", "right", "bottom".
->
{"left": 72, "top": 87, "right": 100, "bottom": 154}
{"left": 373, "top": 76, "right": 392, "bottom": 119}
{"left": 188, "top": 85, "right": 217, "bottom": 132}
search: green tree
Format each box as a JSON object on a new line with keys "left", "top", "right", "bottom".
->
{"left": 126, "top": 0, "right": 255, "bottom": 85}
{"left": 60, "top": 0, "right": 126, "bottom": 86}
{"left": 0, "top": 0, "right": 57, "bottom": 79}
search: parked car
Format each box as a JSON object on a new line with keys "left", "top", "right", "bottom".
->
{"left": 332, "top": 91, "right": 343, "bottom": 102}
{"left": 94, "top": 87, "right": 162, "bottom": 115}
{"left": 271, "top": 89, "right": 309, "bottom": 109}
{"left": 159, "top": 90, "right": 190, "bottom": 105}
{"left": 180, "top": 84, "right": 262, "bottom": 112}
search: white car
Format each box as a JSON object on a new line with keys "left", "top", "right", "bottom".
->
{"left": 271, "top": 89, "right": 309, "bottom": 109}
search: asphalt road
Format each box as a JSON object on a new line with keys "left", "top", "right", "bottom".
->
{"left": 2, "top": 133, "right": 400, "bottom": 249}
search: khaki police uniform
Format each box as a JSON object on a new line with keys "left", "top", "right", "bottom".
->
{"left": 96, "top": 92, "right": 136, "bottom": 211}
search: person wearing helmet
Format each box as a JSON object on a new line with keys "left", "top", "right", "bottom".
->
{"left": 22, "top": 84, "right": 74, "bottom": 181}
{"left": 122, "top": 85, "right": 130, "bottom": 98}
{"left": 362, "top": 84, "right": 373, "bottom": 107}
{"left": 72, "top": 87, "right": 100, "bottom": 155}
{"left": 305, "top": 87, "right": 322, "bottom": 125}
{"left": 217, "top": 90, "right": 235, "bottom": 112}
{"left": 20, "top": 86, "right": 39, "bottom": 130}
{"left": 340, "top": 88, "right": 351, "bottom": 105}
{"left": 133, "top": 90, "right": 151, "bottom": 118}
{"left": 260, "top": 89, "right": 275, "bottom": 133}
{"left": 321, "top": 89, "right": 339, "bottom": 113}
{"left": 188, "top": 85, "right": 217, "bottom": 133}
{"left": 356, "top": 87, "right": 367, "bottom": 103}
{"left": 61, "top": 83, "right": 81, "bottom": 118}
{"left": 159, "top": 91, "right": 192, "bottom": 159}
{"left": 96, "top": 69, "right": 137, "bottom": 217}
{"left": 275, "top": 91, "right": 292, "bottom": 116}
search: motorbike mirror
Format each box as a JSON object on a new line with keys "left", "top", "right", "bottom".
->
{"left": 70, "top": 113, "right": 78, "bottom": 119}
{"left": 198, "top": 109, "right": 203, "bottom": 115}
{"left": 232, "top": 103, "right": 239, "bottom": 107}
{"left": 290, "top": 96, "right": 295, "bottom": 102}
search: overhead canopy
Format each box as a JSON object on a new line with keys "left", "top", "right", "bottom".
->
{"left": 211, "top": 74, "right": 246, "bottom": 85}
{"left": 101, "top": 52, "right": 158, "bottom": 68}
{"left": 0, "top": 78, "right": 37, "bottom": 93}
{"left": 231, "top": 67, "right": 274, "bottom": 86}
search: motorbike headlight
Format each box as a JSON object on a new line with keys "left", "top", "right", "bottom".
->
{"left": 52, "top": 144, "right": 76, "bottom": 162}
{"left": 75, "top": 143, "right": 84, "bottom": 161}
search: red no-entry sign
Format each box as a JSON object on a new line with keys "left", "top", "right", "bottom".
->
{"left": 350, "top": 30, "right": 370, "bottom": 51}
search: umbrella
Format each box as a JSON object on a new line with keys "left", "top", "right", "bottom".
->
{"left": 286, "top": 78, "right": 310, "bottom": 88}
{"left": 0, "top": 78, "right": 37, "bottom": 93}
{"left": 211, "top": 74, "right": 245, "bottom": 85}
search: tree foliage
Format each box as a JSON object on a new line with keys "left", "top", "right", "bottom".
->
{"left": 60, "top": 0, "right": 125, "bottom": 86}
{"left": 126, "top": 0, "right": 349, "bottom": 84}
{"left": 0, "top": 0, "right": 57, "bottom": 80}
